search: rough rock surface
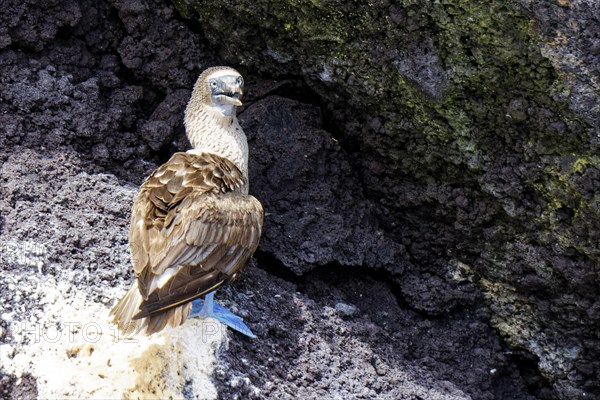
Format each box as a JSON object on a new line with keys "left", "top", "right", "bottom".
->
{"left": 244, "top": 95, "right": 407, "bottom": 275}
{"left": 172, "top": 0, "right": 600, "bottom": 398}
{"left": 0, "top": 0, "right": 597, "bottom": 399}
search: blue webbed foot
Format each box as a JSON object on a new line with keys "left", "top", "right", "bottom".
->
{"left": 190, "top": 291, "right": 256, "bottom": 339}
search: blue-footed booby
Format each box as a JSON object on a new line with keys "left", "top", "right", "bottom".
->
{"left": 111, "top": 66, "right": 263, "bottom": 338}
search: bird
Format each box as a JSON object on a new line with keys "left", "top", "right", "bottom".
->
{"left": 110, "top": 66, "right": 263, "bottom": 338}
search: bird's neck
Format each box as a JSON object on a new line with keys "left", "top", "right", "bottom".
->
{"left": 185, "top": 105, "right": 249, "bottom": 180}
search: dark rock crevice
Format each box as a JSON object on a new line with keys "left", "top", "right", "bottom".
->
{"left": 507, "top": 351, "right": 559, "bottom": 400}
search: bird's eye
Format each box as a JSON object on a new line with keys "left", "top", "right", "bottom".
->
{"left": 236, "top": 77, "right": 244, "bottom": 86}
{"left": 210, "top": 81, "right": 217, "bottom": 88}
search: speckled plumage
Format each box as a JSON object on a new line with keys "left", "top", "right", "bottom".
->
{"left": 185, "top": 67, "right": 249, "bottom": 187}
{"left": 111, "top": 67, "right": 263, "bottom": 335}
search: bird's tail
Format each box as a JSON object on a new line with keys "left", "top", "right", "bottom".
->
{"left": 110, "top": 281, "right": 191, "bottom": 336}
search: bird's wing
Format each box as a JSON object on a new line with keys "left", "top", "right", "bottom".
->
{"left": 128, "top": 151, "right": 263, "bottom": 318}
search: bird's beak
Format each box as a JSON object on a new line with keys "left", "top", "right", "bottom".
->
{"left": 215, "top": 93, "right": 242, "bottom": 107}
{"left": 215, "top": 80, "right": 243, "bottom": 107}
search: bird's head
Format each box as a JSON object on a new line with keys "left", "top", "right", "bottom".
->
{"left": 188, "top": 66, "right": 244, "bottom": 118}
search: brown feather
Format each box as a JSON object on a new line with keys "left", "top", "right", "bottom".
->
{"left": 110, "top": 151, "right": 263, "bottom": 335}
